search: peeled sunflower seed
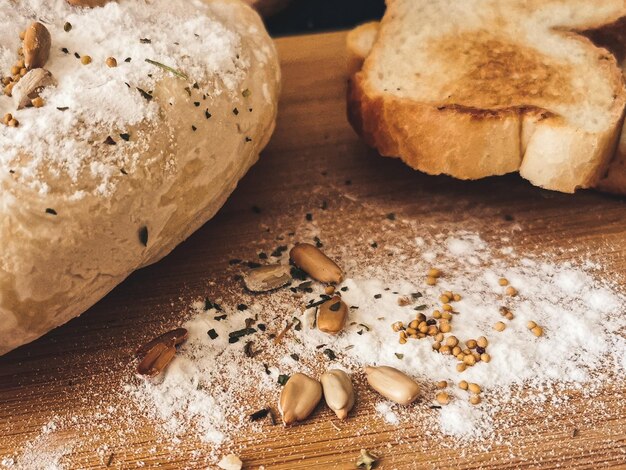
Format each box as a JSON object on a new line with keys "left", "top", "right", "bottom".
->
{"left": 243, "top": 264, "right": 291, "bottom": 292}
{"left": 136, "top": 339, "right": 177, "bottom": 377}
{"left": 364, "top": 365, "right": 420, "bottom": 405}
{"left": 279, "top": 372, "right": 322, "bottom": 425}
{"left": 12, "top": 68, "right": 56, "bottom": 110}
{"left": 320, "top": 369, "right": 355, "bottom": 420}
{"left": 135, "top": 327, "right": 188, "bottom": 357}
{"left": 23, "top": 22, "right": 51, "bottom": 70}
{"left": 289, "top": 243, "right": 343, "bottom": 284}
{"left": 317, "top": 296, "right": 348, "bottom": 335}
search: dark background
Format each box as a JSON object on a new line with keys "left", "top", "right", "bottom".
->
{"left": 265, "top": 0, "right": 385, "bottom": 36}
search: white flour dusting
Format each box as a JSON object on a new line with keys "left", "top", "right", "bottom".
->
{"left": 127, "top": 230, "right": 626, "bottom": 444}
{"left": 0, "top": 0, "right": 248, "bottom": 197}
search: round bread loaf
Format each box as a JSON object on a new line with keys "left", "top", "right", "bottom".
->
{"left": 0, "top": 0, "right": 280, "bottom": 355}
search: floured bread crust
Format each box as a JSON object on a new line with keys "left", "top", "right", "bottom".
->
{"left": 0, "top": 0, "right": 280, "bottom": 355}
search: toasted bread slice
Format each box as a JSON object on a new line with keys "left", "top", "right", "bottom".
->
{"left": 587, "top": 17, "right": 626, "bottom": 194}
{"left": 348, "top": 1, "right": 626, "bottom": 193}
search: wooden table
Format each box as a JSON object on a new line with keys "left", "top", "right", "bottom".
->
{"left": 1, "top": 31, "right": 626, "bottom": 469}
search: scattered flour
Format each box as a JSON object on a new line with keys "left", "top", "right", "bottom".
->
{"left": 127, "top": 230, "right": 626, "bottom": 443}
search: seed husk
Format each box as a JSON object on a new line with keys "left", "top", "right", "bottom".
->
{"left": 279, "top": 373, "right": 322, "bottom": 425}
{"left": 66, "top": 0, "right": 112, "bottom": 6}
{"left": 136, "top": 339, "right": 176, "bottom": 377}
{"left": 317, "top": 296, "right": 348, "bottom": 335}
{"left": 23, "top": 22, "right": 51, "bottom": 70}
{"left": 320, "top": 369, "right": 354, "bottom": 420}
{"left": 243, "top": 264, "right": 291, "bottom": 292}
{"left": 364, "top": 365, "right": 420, "bottom": 405}
{"left": 355, "top": 449, "right": 378, "bottom": 470}
{"left": 135, "top": 328, "right": 188, "bottom": 357}
{"left": 12, "top": 68, "right": 56, "bottom": 109}
{"left": 289, "top": 243, "right": 343, "bottom": 284}
{"left": 217, "top": 453, "right": 243, "bottom": 470}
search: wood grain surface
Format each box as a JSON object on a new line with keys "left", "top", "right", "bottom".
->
{"left": 1, "top": 31, "right": 626, "bottom": 469}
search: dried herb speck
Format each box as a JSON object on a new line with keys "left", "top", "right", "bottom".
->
{"left": 140, "top": 38, "right": 152, "bottom": 44}
{"left": 249, "top": 408, "right": 269, "bottom": 422}
{"left": 138, "top": 226, "right": 148, "bottom": 247}
{"left": 329, "top": 301, "right": 341, "bottom": 312}
{"left": 207, "top": 329, "right": 218, "bottom": 340}
{"left": 45, "top": 208, "right": 57, "bottom": 215}
{"left": 137, "top": 87, "right": 153, "bottom": 101}
{"left": 277, "top": 374, "right": 289, "bottom": 386}
{"left": 64, "top": 22, "right": 72, "bottom": 32}
{"left": 104, "top": 136, "right": 116, "bottom": 145}
{"left": 323, "top": 348, "right": 336, "bottom": 360}
{"left": 119, "top": 133, "right": 130, "bottom": 141}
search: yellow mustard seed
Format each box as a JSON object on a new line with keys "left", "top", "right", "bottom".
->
{"left": 325, "top": 285, "right": 335, "bottom": 295}
{"left": 81, "top": 55, "right": 92, "bottom": 65}
{"left": 439, "top": 345, "right": 451, "bottom": 355}
{"left": 436, "top": 391, "right": 450, "bottom": 405}
{"left": 459, "top": 380, "right": 468, "bottom": 390}
{"left": 445, "top": 336, "right": 458, "bottom": 347}
{"left": 466, "top": 339, "right": 477, "bottom": 349}
{"left": 426, "top": 276, "right": 437, "bottom": 286}
{"left": 468, "top": 383, "right": 481, "bottom": 394}
{"left": 106, "top": 56, "right": 118, "bottom": 68}
{"left": 470, "top": 395, "right": 481, "bottom": 405}
{"left": 531, "top": 326, "right": 544, "bottom": 337}
{"left": 442, "top": 303, "right": 453, "bottom": 312}
{"left": 463, "top": 354, "right": 476, "bottom": 366}
{"left": 498, "top": 278, "right": 509, "bottom": 286}
{"left": 435, "top": 332, "right": 444, "bottom": 342}
{"left": 432, "top": 341, "right": 441, "bottom": 351}
{"left": 456, "top": 363, "right": 467, "bottom": 373}
{"left": 10, "top": 65, "right": 19, "bottom": 75}
{"left": 480, "top": 353, "right": 491, "bottom": 363}
{"left": 391, "top": 321, "right": 404, "bottom": 332}
{"left": 8, "top": 118, "right": 19, "bottom": 127}
{"left": 453, "top": 293, "right": 462, "bottom": 301}
{"left": 527, "top": 321, "right": 537, "bottom": 330}
{"left": 31, "top": 96, "right": 44, "bottom": 108}
{"left": 441, "top": 311, "right": 452, "bottom": 320}
{"left": 494, "top": 321, "right": 506, "bottom": 332}
{"left": 506, "top": 286, "right": 518, "bottom": 297}
{"left": 452, "top": 346, "right": 461, "bottom": 356}
{"left": 439, "top": 295, "right": 450, "bottom": 304}
{"left": 2, "top": 113, "right": 12, "bottom": 125}
{"left": 477, "top": 336, "right": 488, "bottom": 348}
{"left": 436, "top": 380, "right": 447, "bottom": 389}
{"left": 428, "top": 268, "right": 441, "bottom": 278}
{"left": 440, "top": 320, "right": 452, "bottom": 332}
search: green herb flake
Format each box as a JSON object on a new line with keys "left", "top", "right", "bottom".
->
{"left": 242, "top": 88, "right": 251, "bottom": 97}
{"left": 119, "top": 133, "right": 130, "bottom": 141}
{"left": 323, "top": 348, "right": 337, "bottom": 360}
{"left": 228, "top": 327, "right": 256, "bottom": 339}
{"left": 277, "top": 374, "right": 290, "bottom": 386}
{"left": 145, "top": 58, "right": 188, "bottom": 80}
{"left": 64, "top": 22, "right": 72, "bottom": 32}
{"left": 138, "top": 226, "right": 148, "bottom": 247}
{"left": 329, "top": 301, "right": 341, "bottom": 312}
{"left": 290, "top": 353, "right": 300, "bottom": 361}
{"left": 137, "top": 87, "right": 153, "bottom": 101}
{"left": 356, "top": 449, "right": 379, "bottom": 470}
{"left": 414, "top": 304, "right": 428, "bottom": 311}
{"left": 395, "top": 353, "right": 404, "bottom": 360}
{"left": 207, "top": 329, "right": 218, "bottom": 340}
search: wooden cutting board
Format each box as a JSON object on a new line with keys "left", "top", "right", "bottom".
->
{"left": 1, "top": 31, "right": 626, "bottom": 469}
